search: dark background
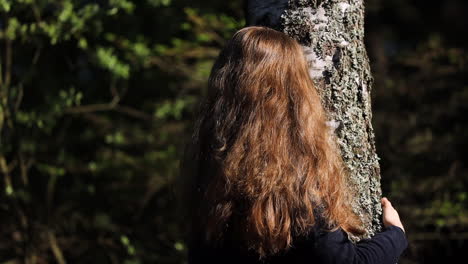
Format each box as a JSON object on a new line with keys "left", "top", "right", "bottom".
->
{"left": 0, "top": 0, "right": 466, "bottom": 263}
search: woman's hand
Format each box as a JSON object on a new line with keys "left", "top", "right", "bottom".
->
{"left": 381, "top": 197, "right": 405, "bottom": 233}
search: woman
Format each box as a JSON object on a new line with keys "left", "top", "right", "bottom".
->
{"left": 179, "top": 26, "right": 408, "bottom": 264}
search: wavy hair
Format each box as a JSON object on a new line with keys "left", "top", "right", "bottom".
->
{"left": 183, "top": 26, "right": 365, "bottom": 259}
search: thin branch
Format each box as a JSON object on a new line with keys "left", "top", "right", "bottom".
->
{"left": 47, "top": 230, "right": 66, "bottom": 264}
{"left": 115, "top": 105, "right": 153, "bottom": 120}
{"left": 64, "top": 103, "right": 114, "bottom": 114}
{"left": 65, "top": 103, "right": 153, "bottom": 121}
{"left": 109, "top": 78, "right": 120, "bottom": 105}
{"left": 32, "top": 46, "right": 41, "bottom": 66}
{"left": 5, "top": 39, "right": 12, "bottom": 88}
{"left": 65, "top": 77, "right": 153, "bottom": 121}
{"left": 0, "top": 156, "right": 12, "bottom": 195}
{"left": 19, "top": 155, "right": 33, "bottom": 186}
{"left": 14, "top": 83, "right": 23, "bottom": 111}
{"left": 31, "top": 4, "right": 42, "bottom": 23}
{"left": 81, "top": 113, "right": 113, "bottom": 128}
{"left": 147, "top": 56, "right": 195, "bottom": 77}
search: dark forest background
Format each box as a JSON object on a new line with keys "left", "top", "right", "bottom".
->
{"left": 0, "top": 0, "right": 466, "bottom": 263}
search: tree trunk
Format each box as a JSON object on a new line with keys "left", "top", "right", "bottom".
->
{"left": 246, "top": 0, "right": 382, "bottom": 239}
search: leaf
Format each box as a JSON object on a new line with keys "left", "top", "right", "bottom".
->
{"left": 96, "top": 47, "right": 130, "bottom": 79}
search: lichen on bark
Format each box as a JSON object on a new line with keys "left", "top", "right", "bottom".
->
{"left": 279, "top": 0, "right": 383, "bottom": 240}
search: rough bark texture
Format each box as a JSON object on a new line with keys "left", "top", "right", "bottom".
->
{"left": 246, "top": 0, "right": 382, "bottom": 240}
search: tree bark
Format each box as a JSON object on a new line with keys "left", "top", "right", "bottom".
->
{"left": 246, "top": 0, "right": 382, "bottom": 239}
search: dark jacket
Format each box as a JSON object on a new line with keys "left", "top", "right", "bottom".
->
{"left": 244, "top": 0, "right": 291, "bottom": 30}
{"left": 188, "top": 223, "right": 408, "bottom": 264}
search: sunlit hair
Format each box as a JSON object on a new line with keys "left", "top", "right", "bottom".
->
{"left": 182, "top": 26, "right": 365, "bottom": 259}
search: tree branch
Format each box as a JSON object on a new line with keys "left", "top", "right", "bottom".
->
{"left": 5, "top": 39, "right": 12, "bottom": 88}
{"left": 47, "top": 230, "right": 66, "bottom": 264}
{"left": 65, "top": 103, "right": 154, "bottom": 121}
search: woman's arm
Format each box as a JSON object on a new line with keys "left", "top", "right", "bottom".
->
{"left": 313, "top": 224, "right": 407, "bottom": 264}
{"left": 312, "top": 198, "right": 408, "bottom": 264}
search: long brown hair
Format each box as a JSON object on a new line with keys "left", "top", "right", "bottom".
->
{"left": 182, "top": 26, "right": 364, "bottom": 259}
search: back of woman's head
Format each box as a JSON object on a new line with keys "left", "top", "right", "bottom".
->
{"left": 186, "top": 26, "right": 364, "bottom": 259}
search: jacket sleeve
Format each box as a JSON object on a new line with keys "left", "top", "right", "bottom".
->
{"left": 313, "top": 225, "right": 408, "bottom": 264}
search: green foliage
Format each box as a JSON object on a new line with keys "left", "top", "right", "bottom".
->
{"left": 0, "top": 0, "right": 244, "bottom": 263}
{"left": 147, "top": 0, "right": 172, "bottom": 7}
{"left": 96, "top": 47, "right": 130, "bottom": 79}
{"left": 369, "top": 2, "right": 468, "bottom": 260}
{"left": 374, "top": 34, "right": 468, "bottom": 233}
